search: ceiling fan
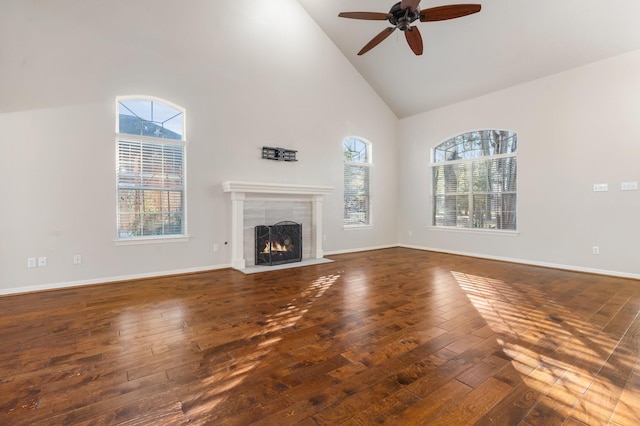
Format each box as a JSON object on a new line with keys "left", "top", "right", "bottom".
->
{"left": 338, "top": 0, "right": 481, "bottom": 56}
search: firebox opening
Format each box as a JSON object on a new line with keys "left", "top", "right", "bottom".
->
{"left": 255, "top": 221, "right": 302, "bottom": 266}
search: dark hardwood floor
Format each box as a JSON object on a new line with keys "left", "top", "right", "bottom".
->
{"left": 1, "top": 248, "right": 639, "bottom": 425}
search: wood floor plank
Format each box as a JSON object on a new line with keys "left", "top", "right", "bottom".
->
{"left": 0, "top": 248, "right": 638, "bottom": 424}
{"left": 564, "top": 303, "right": 640, "bottom": 425}
{"left": 424, "top": 376, "right": 513, "bottom": 425}
{"left": 388, "top": 378, "right": 473, "bottom": 425}
{"left": 609, "top": 356, "right": 640, "bottom": 425}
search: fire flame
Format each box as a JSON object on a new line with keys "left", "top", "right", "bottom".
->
{"left": 262, "top": 241, "right": 291, "bottom": 253}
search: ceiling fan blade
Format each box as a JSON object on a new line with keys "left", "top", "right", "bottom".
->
{"left": 405, "top": 26, "right": 423, "bottom": 55}
{"left": 401, "top": 0, "right": 421, "bottom": 12}
{"left": 420, "top": 4, "right": 481, "bottom": 22}
{"left": 338, "top": 12, "right": 392, "bottom": 20}
{"left": 357, "top": 27, "right": 396, "bottom": 56}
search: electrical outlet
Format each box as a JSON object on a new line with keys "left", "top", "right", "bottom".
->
{"left": 213, "top": 244, "right": 219, "bottom": 252}
{"left": 593, "top": 184, "right": 608, "bottom": 192}
{"left": 38, "top": 256, "right": 47, "bottom": 267}
{"left": 27, "top": 257, "right": 37, "bottom": 268}
{"left": 621, "top": 181, "right": 638, "bottom": 191}
{"left": 592, "top": 246, "right": 600, "bottom": 255}
{"left": 73, "top": 254, "right": 82, "bottom": 265}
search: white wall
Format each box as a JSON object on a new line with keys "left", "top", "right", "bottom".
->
{"left": 398, "top": 50, "right": 640, "bottom": 278}
{"left": 0, "top": 0, "right": 398, "bottom": 294}
{"left": 4, "top": 1, "right": 638, "bottom": 295}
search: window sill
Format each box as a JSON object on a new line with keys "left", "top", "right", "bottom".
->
{"left": 428, "top": 226, "right": 519, "bottom": 237}
{"left": 344, "top": 225, "right": 373, "bottom": 231}
{"left": 115, "top": 235, "right": 190, "bottom": 246}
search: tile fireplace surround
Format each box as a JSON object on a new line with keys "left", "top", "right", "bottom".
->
{"left": 222, "top": 181, "right": 333, "bottom": 272}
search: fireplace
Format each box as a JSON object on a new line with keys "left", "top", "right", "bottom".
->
{"left": 255, "top": 221, "right": 302, "bottom": 266}
{"left": 222, "top": 181, "right": 333, "bottom": 271}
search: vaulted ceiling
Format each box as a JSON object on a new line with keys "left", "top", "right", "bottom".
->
{"left": 297, "top": 0, "right": 640, "bottom": 118}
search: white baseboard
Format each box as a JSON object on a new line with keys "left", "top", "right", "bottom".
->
{"left": 324, "top": 244, "right": 397, "bottom": 256}
{"left": 0, "top": 263, "right": 232, "bottom": 296}
{"left": 398, "top": 244, "right": 640, "bottom": 280}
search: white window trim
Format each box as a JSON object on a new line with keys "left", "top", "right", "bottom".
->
{"left": 343, "top": 159, "right": 373, "bottom": 230}
{"left": 344, "top": 224, "right": 374, "bottom": 231}
{"left": 343, "top": 137, "right": 373, "bottom": 228}
{"left": 431, "top": 130, "right": 517, "bottom": 232}
{"left": 115, "top": 96, "right": 188, "bottom": 243}
{"left": 428, "top": 225, "right": 519, "bottom": 236}
{"left": 430, "top": 151, "right": 516, "bottom": 167}
{"left": 115, "top": 95, "right": 188, "bottom": 138}
{"left": 115, "top": 235, "right": 190, "bottom": 245}
{"left": 115, "top": 133, "right": 188, "bottom": 147}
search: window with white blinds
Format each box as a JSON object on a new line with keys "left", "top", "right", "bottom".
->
{"left": 344, "top": 137, "right": 372, "bottom": 227}
{"left": 116, "top": 97, "right": 186, "bottom": 240}
{"left": 432, "top": 130, "right": 517, "bottom": 231}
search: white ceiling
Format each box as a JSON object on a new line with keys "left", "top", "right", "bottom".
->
{"left": 297, "top": 0, "right": 640, "bottom": 118}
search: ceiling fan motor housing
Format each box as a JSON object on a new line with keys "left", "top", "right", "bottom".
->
{"left": 389, "top": 2, "right": 420, "bottom": 31}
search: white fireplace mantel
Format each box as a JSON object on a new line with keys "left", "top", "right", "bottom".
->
{"left": 222, "top": 181, "right": 333, "bottom": 270}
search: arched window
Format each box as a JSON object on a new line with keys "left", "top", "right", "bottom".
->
{"left": 344, "top": 137, "right": 372, "bottom": 227}
{"left": 432, "top": 130, "right": 517, "bottom": 231}
{"left": 116, "top": 96, "right": 187, "bottom": 240}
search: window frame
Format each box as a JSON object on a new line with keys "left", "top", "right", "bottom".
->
{"left": 430, "top": 130, "right": 518, "bottom": 234}
{"left": 115, "top": 96, "right": 189, "bottom": 244}
{"left": 343, "top": 136, "right": 373, "bottom": 229}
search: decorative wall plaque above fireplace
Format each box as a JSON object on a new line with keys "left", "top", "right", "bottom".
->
{"left": 255, "top": 221, "right": 302, "bottom": 266}
{"left": 262, "top": 146, "right": 298, "bottom": 162}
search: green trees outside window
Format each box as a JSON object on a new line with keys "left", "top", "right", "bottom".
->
{"left": 432, "top": 130, "right": 517, "bottom": 230}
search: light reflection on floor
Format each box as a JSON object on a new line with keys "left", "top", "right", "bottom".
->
{"left": 184, "top": 274, "right": 340, "bottom": 419}
{"left": 451, "top": 271, "right": 640, "bottom": 425}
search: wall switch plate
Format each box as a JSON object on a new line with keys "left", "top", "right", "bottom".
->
{"left": 213, "top": 244, "right": 219, "bottom": 252}
{"left": 27, "top": 257, "right": 37, "bottom": 268}
{"left": 38, "top": 256, "right": 47, "bottom": 267}
{"left": 593, "top": 183, "right": 608, "bottom": 192}
{"left": 621, "top": 181, "right": 638, "bottom": 191}
{"left": 73, "top": 254, "right": 82, "bottom": 265}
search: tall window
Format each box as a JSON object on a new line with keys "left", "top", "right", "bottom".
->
{"left": 344, "top": 137, "right": 372, "bottom": 227}
{"left": 116, "top": 97, "right": 186, "bottom": 240}
{"left": 432, "top": 130, "right": 517, "bottom": 231}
